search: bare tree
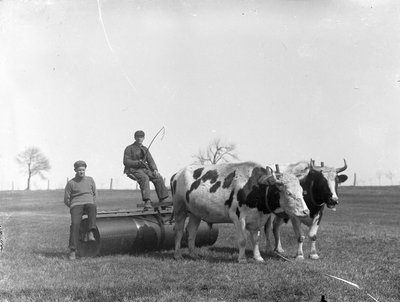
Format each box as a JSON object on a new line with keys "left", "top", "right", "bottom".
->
{"left": 193, "top": 138, "right": 239, "bottom": 165}
{"left": 376, "top": 170, "right": 383, "bottom": 186}
{"left": 385, "top": 170, "right": 394, "bottom": 185}
{"left": 16, "top": 147, "right": 51, "bottom": 190}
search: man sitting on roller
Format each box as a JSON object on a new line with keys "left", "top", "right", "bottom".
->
{"left": 123, "top": 130, "right": 169, "bottom": 210}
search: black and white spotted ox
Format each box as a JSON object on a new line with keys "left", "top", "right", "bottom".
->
{"left": 171, "top": 162, "right": 309, "bottom": 263}
{"left": 265, "top": 159, "right": 348, "bottom": 260}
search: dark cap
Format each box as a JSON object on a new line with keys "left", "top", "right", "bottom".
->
{"left": 134, "top": 130, "right": 145, "bottom": 137}
{"left": 74, "top": 160, "right": 87, "bottom": 169}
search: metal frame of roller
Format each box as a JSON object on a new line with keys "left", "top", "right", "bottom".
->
{"left": 77, "top": 207, "right": 219, "bottom": 257}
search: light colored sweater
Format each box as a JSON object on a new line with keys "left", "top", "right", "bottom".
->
{"left": 64, "top": 176, "right": 97, "bottom": 208}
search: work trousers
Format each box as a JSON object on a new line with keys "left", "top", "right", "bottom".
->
{"left": 69, "top": 203, "right": 97, "bottom": 251}
{"left": 130, "top": 168, "right": 169, "bottom": 201}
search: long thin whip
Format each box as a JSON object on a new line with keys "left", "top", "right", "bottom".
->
{"left": 143, "top": 127, "right": 165, "bottom": 163}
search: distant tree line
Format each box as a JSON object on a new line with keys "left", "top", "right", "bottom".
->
{"left": 10, "top": 143, "right": 398, "bottom": 190}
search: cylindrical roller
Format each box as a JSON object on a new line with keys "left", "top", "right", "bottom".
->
{"left": 77, "top": 210, "right": 219, "bottom": 257}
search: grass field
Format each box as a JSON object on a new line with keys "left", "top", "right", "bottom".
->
{"left": 0, "top": 187, "right": 399, "bottom": 301}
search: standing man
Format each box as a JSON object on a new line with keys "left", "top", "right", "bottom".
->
{"left": 123, "top": 130, "right": 169, "bottom": 210}
{"left": 64, "top": 160, "right": 97, "bottom": 260}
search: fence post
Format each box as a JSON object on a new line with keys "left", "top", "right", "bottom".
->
{"left": 353, "top": 173, "right": 357, "bottom": 186}
{"left": 110, "top": 178, "right": 113, "bottom": 190}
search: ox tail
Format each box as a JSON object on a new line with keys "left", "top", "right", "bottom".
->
{"left": 168, "top": 173, "right": 178, "bottom": 224}
{"left": 170, "top": 173, "right": 177, "bottom": 196}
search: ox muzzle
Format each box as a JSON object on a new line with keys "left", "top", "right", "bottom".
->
{"left": 301, "top": 207, "right": 310, "bottom": 216}
{"left": 326, "top": 196, "right": 339, "bottom": 209}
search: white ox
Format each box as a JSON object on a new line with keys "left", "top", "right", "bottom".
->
{"left": 171, "top": 162, "right": 309, "bottom": 263}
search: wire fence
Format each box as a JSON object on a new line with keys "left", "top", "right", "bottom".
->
{"left": 2, "top": 174, "right": 399, "bottom": 191}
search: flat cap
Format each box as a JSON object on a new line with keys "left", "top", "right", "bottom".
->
{"left": 134, "top": 130, "right": 145, "bottom": 137}
{"left": 74, "top": 160, "right": 87, "bottom": 169}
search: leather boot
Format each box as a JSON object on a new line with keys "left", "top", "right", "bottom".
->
{"left": 143, "top": 200, "right": 153, "bottom": 211}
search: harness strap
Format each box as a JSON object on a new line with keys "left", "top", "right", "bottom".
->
{"left": 266, "top": 185, "right": 285, "bottom": 215}
{"left": 265, "top": 186, "right": 272, "bottom": 213}
{"left": 309, "top": 180, "right": 324, "bottom": 207}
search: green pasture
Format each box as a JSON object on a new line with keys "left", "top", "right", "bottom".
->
{"left": 0, "top": 187, "right": 399, "bottom": 301}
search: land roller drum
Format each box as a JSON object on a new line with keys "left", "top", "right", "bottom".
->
{"left": 77, "top": 208, "right": 219, "bottom": 257}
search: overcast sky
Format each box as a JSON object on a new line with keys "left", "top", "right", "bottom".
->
{"left": 1, "top": 0, "right": 399, "bottom": 190}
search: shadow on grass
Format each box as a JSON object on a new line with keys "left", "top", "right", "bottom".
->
{"left": 29, "top": 245, "right": 292, "bottom": 267}
{"left": 31, "top": 246, "right": 288, "bottom": 263}
{"left": 132, "top": 246, "right": 287, "bottom": 263}
{"left": 207, "top": 246, "right": 287, "bottom": 262}
{"left": 32, "top": 249, "right": 67, "bottom": 259}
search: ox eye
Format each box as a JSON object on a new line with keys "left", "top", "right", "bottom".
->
{"left": 286, "top": 191, "right": 293, "bottom": 197}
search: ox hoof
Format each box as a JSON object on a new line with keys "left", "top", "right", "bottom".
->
{"left": 295, "top": 255, "right": 305, "bottom": 261}
{"left": 309, "top": 254, "right": 320, "bottom": 260}
{"left": 254, "top": 256, "right": 264, "bottom": 263}
{"left": 274, "top": 248, "right": 285, "bottom": 254}
{"left": 238, "top": 258, "right": 247, "bottom": 264}
{"left": 189, "top": 253, "right": 200, "bottom": 260}
{"left": 173, "top": 253, "right": 183, "bottom": 261}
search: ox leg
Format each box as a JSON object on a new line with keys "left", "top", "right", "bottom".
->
{"left": 290, "top": 217, "right": 305, "bottom": 260}
{"left": 309, "top": 236, "right": 319, "bottom": 260}
{"left": 273, "top": 216, "right": 285, "bottom": 254}
{"left": 173, "top": 201, "right": 187, "bottom": 260}
{"left": 264, "top": 215, "right": 274, "bottom": 255}
{"left": 186, "top": 213, "right": 201, "bottom": 260}
{"left": 308, "top": 217, "right": 320, "bottom": 260}
{"left": 229, "top": 211, "right": 247, "bottom": 263}
{"left": 237, "top": 218, "right": 247, "bottom": 263}
{"left": 249, "top": 230, "right": 264, "bottom": 262}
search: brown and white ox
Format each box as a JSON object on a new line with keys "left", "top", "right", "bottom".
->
{"left": 171, "top": 162, "right": 309, "bottom": 263}
{"left": 265, "top": 159, "right": 348, "bottom": 260}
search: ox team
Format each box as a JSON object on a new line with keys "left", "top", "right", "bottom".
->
{"left": 171, "top": 159, "right": 347, "bottom": 262}
{"left": 171, "top": 162, "right": 310, "bottom": 263}
{"left": 65, "top": 129, "right": 347, "bottom": 262}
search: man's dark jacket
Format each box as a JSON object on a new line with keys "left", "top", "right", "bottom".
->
{"left": 123, "top": 142, "right": 158, "bottom": 173}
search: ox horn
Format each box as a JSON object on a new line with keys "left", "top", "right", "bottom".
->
{"left": 336, "top": 159, "right": 347, "bottom": 173}
{"left": 309, "top": 158, "right": 315, "bottom": 170}
{"left": 275, "top": 164, "right": 283, "bottom": 180}
{"left": 261, "top": 167, "right": 277, "bottom": 185}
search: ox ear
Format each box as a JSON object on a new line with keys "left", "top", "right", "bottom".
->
{"left": 292, "top": 162, "right": 310, "bottom": 175}
{"left": 290, "top": 163, "right": 310, "bottom": 181}
{"left": 337, "top": 174, "right": 348, "bottom": 184}
{"left": 295, "top": 171, "right": 308, "bottom": 181}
